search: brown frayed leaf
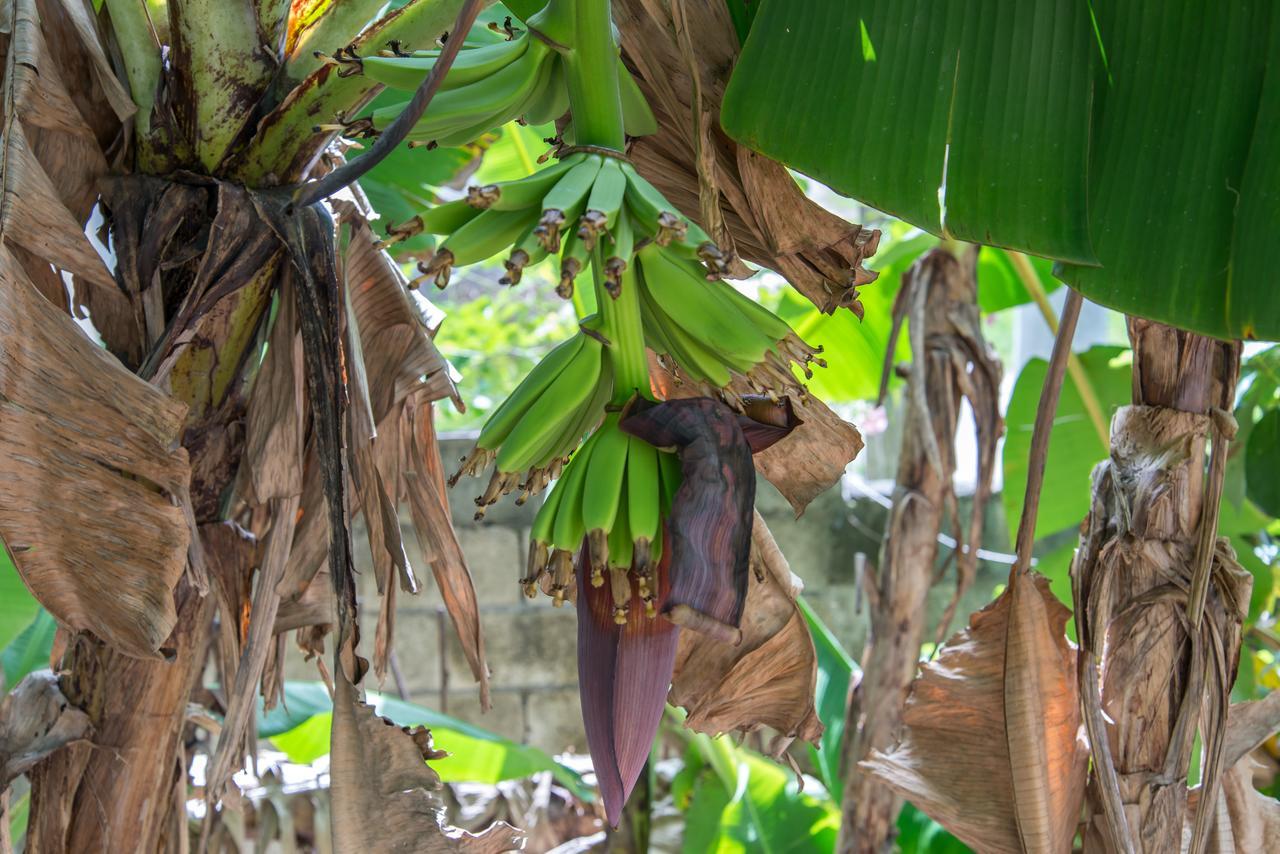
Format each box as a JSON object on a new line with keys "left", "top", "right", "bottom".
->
{"left": 242, "top": 271, "right": 305, "bottom": 503}
{"left": 1223, "top": 689, "right": 1280, "bottom": 771}
{"left": 614, "top": 0, "right": 880, "bottom": 314}
{"left": 0, "top": 246, "right": 191, "bottom": 658}
{"left": 669, "top": 513, "right": 821, "bottom": 747}
{"left": 404, "top": 397, "right": 491, "bottom": 709}
{"left": 0, "top": 670, "right": 91, "bottom": 786}
{"left": 864, "top": 572, "right": 1087, "bottom": 854}
{"left": 750, "top": 392, "right": 863, "bottom": 516}
{"left": 44, "top": 0, "right": 135, "bottom": 123}
{"left": 329, "top": 669, "right": 523, "bottom": 853}
{"left": 1184, "top": 756, "right": 1280, "bottom": 853}
{"left": 205, "top": 496, "right": 299, "bottom": 803}
{"left": 0, "top": 119, "right": 114, "bottom": 290}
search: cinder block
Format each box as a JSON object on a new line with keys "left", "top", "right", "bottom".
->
{"left": 453, "top": 523, "right": 524, "bottom": 604}
{"left": 523, "top": 687, "right": 586, "bottom": 754}
{"left": 414, "top": 687, "right": 526, "bottom": 747}
{"left": 446, "top": 607, "right": 579, "bottom": 691}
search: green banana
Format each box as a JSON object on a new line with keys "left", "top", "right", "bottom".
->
{"left": 625, "top": 436, "right": 660, "bottom": 574}
{"left": 525, "top": 476, "right": 565, "bottom": 595}
{"left": 469, "top": 153, "right": 585, "bottom": 212}
{"left": 618, "top": 61, "right": 658, "bottom": 137}
{"left": 637, "top": 244, "right": 773, "bottom": 366}
{"left": 582, "top": 415, "right": 629, "bottom": 574}
{"left": 578, "top": 158, "right": 627, "bottom": 250}
{"left": 500, "top": 222, "right": 550, "bottom": 286}
{"left": 557, "top": 225, "right": 590, "bottom": 300}
{"left": 370, "top": 44, "right": 548, "bottom": 143}
{"left": 361, "top": 36, "right": 531, "bottom": 91}
{"left": 382, "top": 197, "right": 481, "bottom": 247}
{"left": 622, "top": 163, "right": 689, "bottom": 245}
{"left": 419, "top": 207, "right": 538, "bottom": 287}
{"left": 475, "top": 333, "right": 585, "bottom": 452}
{"left": 535, "top": 351, "right": 612, "bottom": 470}
{"left": 535, "top": 156, "right": 603, "bottom": 252}
{"left": 601, "top": 207, "right": 635, "bottom": 297}
{"left": 493, "top": 334, "right": 603, "bottom": 474}
{"left": 635, "top": 263, "right": 736, "bottom": 385}
{"left": 606, "top": 485, "right": 634, "bottom": 622}
{"left": 551, "top": 433, "right": 595, "bottom": 551}
{"left": 523, "top": 55, "right": 569, "bottom": 126}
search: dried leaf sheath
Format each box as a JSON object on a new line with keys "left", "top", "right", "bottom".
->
{"left": 0, "top": 244, "right": 191, "bottom": 658}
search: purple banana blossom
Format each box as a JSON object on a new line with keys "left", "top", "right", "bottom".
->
{"left": 576, "top": 396, "right": 796, "bottom": 826}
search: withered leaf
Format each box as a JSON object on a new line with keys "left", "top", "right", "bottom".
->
{"left": 864, "top": 571, "right": 1087, "bottom": 854}
{"left": 614, "top": 0, "right": 880, "bottom": 314}
{"left": 329, "top": 669, "right": 523, "bottom": 853}
{"left": 0, "top": 246, "right": 191, "bottom": 658}
{"left": 669, "top": 513, "right": 822, "bottom": 748}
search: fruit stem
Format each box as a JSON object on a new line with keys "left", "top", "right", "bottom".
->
{"left": 561, "top": 0, "right": 626, "bottom": 149}
{"left": 594, "top": 245, "right": 649, "bottom": 403}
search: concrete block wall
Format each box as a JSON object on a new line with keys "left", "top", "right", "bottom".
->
{"left": 286, "top": 435, "right": 1009, "bottom": 754}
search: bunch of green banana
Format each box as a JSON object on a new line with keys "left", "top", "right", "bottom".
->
{"left": 523, "top": 413, "right": 681, "bottom": 613}
{"left": 628, "top": 241, "right": 824, "bottom": 404}
{"left": 448, "top": 322, "right": 614, "bottom": 518}
{"left": 323, "top": 9, "right": 655, "bottom": 150}
{"left": 393, "top": 151, "right": 722, "bottom": 290}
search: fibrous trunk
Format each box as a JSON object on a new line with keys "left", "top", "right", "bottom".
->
{"left": 837, "top": 247, "right": 1001, "bottom": 853}
{"left": 1073, "top": 318, "right": 1249, "bottom": 852}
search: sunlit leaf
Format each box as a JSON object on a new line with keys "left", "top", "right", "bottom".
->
{"left": 261, "top": 681, "right": 592, "bottom": 799}
{"left": 1002, "top": 346, "right": 1131, "bottom": 542}
{"left": 798, "top": 597, "right": 855, "bottom": 801}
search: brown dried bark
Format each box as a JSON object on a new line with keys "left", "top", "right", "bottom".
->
{"left": 838, "top": 248, "right": 1002, "bottom": 854}
{"left": 1072, "top": 319, "right": 1248, "bottom": 853}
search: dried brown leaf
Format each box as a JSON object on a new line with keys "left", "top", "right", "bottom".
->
{"left": 206, "top": 496, "right": 299, "bottom": 802}
{"left": 669, "top": 514, "right": 821, "bottom": 747}
{"left": 0, "top": 247, "right": 191, "bottom": 658}
{"left": 329, "top": 669, "right": 522, "bottom": 853}
{"left": 751, "top": 393, "right": 863, "bottom": 516}
{"left": 614, "top": 0, "right": 880, "bottom": 314}
{"left": 243, "top": 272, "right": 305, "bottom": 502}
{"left": 864, "top": 572, "right": 1088, "bottom": 854}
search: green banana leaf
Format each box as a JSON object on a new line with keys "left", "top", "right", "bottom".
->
{"left": 681, "top": 733, "right": 839, "bottom": 854}
{"left": 259, "top": 681, "right": 592, "bottom": 800}
{"left": 723, "top": 0, "right": 1280, "bottom": 342}
{"left": 722, "top": 0, "right": 1096, "bottom": 267}
{"left": 798, "top": 597, "right": 855, "bottom": 801}
{"left": 0, "top": 544, "right": 39, "bottom": 654}
{"left": 1001, "top": 345, "right": 1132, "bottom": 543}
{"left": 1, "top": 609, "right": 57, "bottom": 688}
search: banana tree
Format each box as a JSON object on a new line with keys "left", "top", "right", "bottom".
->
{"left": 0, "top": 0, "right": 872, "bottom": 847}
{"left": 722, "top": 1, "right": 1280, "bottom": 850}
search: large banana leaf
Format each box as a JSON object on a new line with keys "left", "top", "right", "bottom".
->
{"left": 721, "top": 0, "right": 1096, "bottom": 266}
{"left": 723, "top": 1, "right": 1280, "bottom": 341}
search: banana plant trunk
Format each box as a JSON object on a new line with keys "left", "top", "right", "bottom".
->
{"left": 837, "top": 247, "right": 1000, "bottom": 854}
{"left": 1073, "top": 318, "right": 1248, "bottom": 853}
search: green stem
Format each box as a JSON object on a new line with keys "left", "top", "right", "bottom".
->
{"left": 594, "top": 247, "right": 650, "bottom": 403}
{"left": 561, "top": 0, "right": 625, "bottom": 149}
{"left": 103, "top": 0, "right": 161, "bottom": 135}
